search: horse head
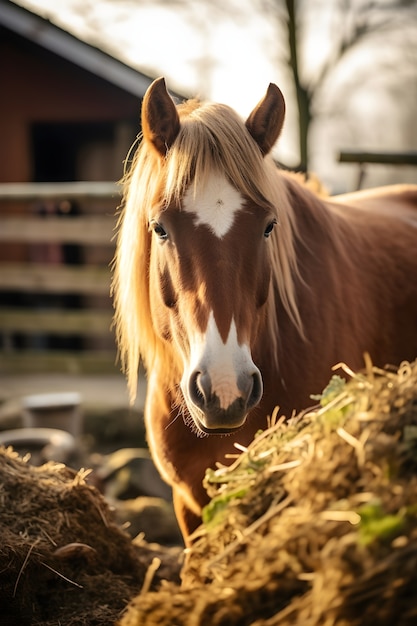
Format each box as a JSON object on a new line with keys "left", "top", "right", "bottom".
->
{"left": 137, "top": 78, "right": 286, "bottom": 435}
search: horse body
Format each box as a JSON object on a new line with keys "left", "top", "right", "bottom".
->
{"left": 113, "top": 78, "right": 417, "bottom": 543}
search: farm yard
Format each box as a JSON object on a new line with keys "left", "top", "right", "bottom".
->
{"left": 1, "top": 358, "right": 417, "bottom": 625}
{"left": 2, "top": 2, "right": 417, "bottom": 624}
{"left": 1, "top": 169, "right": 416, "bottom": 625}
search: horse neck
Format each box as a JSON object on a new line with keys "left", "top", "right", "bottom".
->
{"left": 259, "top": 175, "right": 351, "bottom": 404}
{"left": 264, "top": 172, "right": 336, "bottom": 340}
{"left": 283, "top": 174, "right": 338, "bottom": 238}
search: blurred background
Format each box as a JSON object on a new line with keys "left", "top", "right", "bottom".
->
{"left": 0, "top": 0, "right": 416, "bottom": 544}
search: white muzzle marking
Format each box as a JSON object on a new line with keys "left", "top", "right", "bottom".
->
{"left": 181, "top": 311, "right": 259, "bottom": 411}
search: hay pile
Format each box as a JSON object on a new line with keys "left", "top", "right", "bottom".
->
{"left": 120, "top": 359, "right": 417, "bottom": 626}
{"left": 0, "top": 449, "right": 182, "bottom": 626}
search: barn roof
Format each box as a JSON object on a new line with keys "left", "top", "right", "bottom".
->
{"left": 0, "top": 0, "right": 155, "bottom": 97}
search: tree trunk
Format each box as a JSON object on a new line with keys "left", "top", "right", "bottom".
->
{"left": 285, "top": 0, "right": 311, "bottom": 173}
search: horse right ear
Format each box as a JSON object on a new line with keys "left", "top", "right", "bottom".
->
{"left": 141, "top": 77, "right": 180, "bottom": 157}
{"left": 245, "top": 83, "right": 286, "bottom": 156}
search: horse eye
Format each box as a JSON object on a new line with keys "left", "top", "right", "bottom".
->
{"left": 264, "top": 219, "right": 277, "bottom": 238}
{"left": 151, "top": 221, "right": 168, "bottom": 240}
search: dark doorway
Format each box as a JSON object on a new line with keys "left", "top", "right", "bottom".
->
{"left": 31, "top": 122, "right": 115, "bottom": 182}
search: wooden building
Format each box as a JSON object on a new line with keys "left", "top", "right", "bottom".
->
{"left": 0, "top": 0, "right": 156, "bottom": 184}
{"left": 0, "top": 0, "right": 163, "bottom": 374}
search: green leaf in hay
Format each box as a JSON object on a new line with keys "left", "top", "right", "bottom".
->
{"left": 204, "top": 466, "right": 257, "bottom": 487}
{"left": 202, "top": 487, "right": 249, "bottom": 527}
{"left": 403, "top": 425, "right": 417, "bottom": 443}
{"left": 311, "top": 375, "right": 346, "bottom": 406}
{"left": 357, "top": 500, "right": 405, "bottom": 546}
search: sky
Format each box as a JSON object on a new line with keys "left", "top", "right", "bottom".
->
{"left": 14, "top": 1, "right": 279, "bottom": 112}
{"left": 12, "top": 0, "right": 417, "bottom": 192}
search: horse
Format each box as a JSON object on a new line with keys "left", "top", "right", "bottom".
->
{"left": 113, "top": 77, "right": 417, "bottom": 544}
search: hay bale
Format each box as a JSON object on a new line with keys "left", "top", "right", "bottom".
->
{"left": 120, "top": 359, "right": 417, "bottom": 626}
{"left": 0, "top": 448, "right": 181, "bottom": 626}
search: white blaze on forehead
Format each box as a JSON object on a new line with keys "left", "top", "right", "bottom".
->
{"left": 183, "top": 173, "right": 244, "bottom": 238}
{"left": 184, "top": 311, "right": 255, "bottom": 410}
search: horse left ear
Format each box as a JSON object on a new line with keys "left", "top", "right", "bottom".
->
{"left": 141, "top": 77, "right": 180, "bottom": 157}
{"left": 245, "top": 83, "right": 285, "bottom": 156}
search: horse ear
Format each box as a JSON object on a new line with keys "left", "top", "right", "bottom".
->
{"left": 245, "top": 83, "right": 285, "bottom": 156}
{"left": 141, "top": 77, "right": 180, "bottom": 156}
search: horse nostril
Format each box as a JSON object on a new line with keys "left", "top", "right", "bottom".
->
{"left": 189, "top": 371, "right": 210, "bottom": 409}
{"left": 247, "top": 371, "right": 263, "bottom": 410}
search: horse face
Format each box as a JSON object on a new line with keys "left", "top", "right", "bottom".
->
{"left": 142, "top": 77, "right": 285, "bottom": 434}
{"left": 149, "top": 174, "right": 278, "bottom": 433}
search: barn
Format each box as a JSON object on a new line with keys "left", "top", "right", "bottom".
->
{"left": 0, "top": 0, "right": 163, "bottom": 385}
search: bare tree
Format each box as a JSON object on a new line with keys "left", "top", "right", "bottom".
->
{"left": 68, "top": 0, "right": 417, "bottom": 174}
{"left": 259, "top": 0, "right": 417, "bottom": 172}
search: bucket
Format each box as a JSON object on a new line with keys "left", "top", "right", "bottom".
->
{"left": 22, "top": 392, "right": 83, "bottom": 437}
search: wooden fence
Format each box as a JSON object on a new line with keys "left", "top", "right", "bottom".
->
{"left": 339, "top": 151, "right": 417, "bottom": 189}
{"left": 0, "top": 182, "right": 121, "bottom": 374}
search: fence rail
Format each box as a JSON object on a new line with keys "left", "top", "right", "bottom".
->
{"left": 0, "top": 181, "right": 119, "bottom": 200}
{"left": 339, "top": 151, "right": 417, "bottom": 189}
{"left": 0, "top": 308, "right": 112, "bottom": 334}
{"left": 0, "top": 263, "right": 111, "bottom": 294}
{"left": 0, "top": 216, "right": 115, "bottom": 244}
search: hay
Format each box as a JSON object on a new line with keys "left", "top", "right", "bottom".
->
{"left": 0, "top": 449, "right": 182, "bottom": 626}
{"left": 120, "top": 359, "right": 417, "bottom": 626}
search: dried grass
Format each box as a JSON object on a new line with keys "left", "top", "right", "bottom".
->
{"left": 0, "top": 448, "right": 181, "bottom": 626}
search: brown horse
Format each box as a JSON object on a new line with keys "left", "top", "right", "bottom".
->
{"left": 113, "top": 77, "right": 417, "bottom": 544}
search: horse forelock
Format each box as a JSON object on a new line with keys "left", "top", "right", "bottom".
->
{"left": 113, "top": 97, "right": 303, "bottom": 401}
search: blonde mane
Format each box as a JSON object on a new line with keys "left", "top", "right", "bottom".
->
{"left": 113, "top": 98, "right": 302, "bottom": 401}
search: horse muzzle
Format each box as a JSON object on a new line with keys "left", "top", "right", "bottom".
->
{"left": 184, "top": 368, "right": 263, "bottom": 433}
